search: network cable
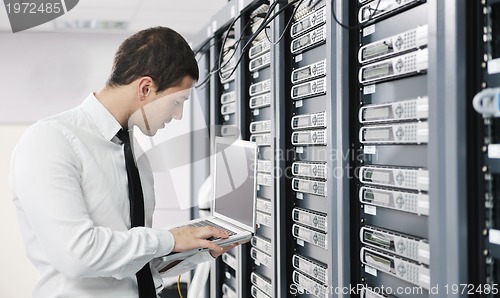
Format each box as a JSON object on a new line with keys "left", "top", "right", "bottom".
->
{"left": 331, "top": 0, "right": 382, "bottom": 30}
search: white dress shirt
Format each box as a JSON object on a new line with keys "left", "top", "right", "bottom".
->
{"left": 10, "top": 93, "right": 211, "bottom": 298}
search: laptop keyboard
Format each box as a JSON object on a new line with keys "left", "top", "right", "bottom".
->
{"left": 187, "top": 220, "right": 236, "bottom": 241}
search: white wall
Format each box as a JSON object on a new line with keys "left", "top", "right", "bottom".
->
{"left": 0, "top": 125, "right": 35, "bottom": 298}
{"left": 0, "top": 31, "right": 193, "bottom": 295}
{"left": 0, "top": 32, "right": 128, "bottom": 123}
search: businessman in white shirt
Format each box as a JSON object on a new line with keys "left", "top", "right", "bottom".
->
{"left": 10, "top": 26, "right": 237, "bottom": 298}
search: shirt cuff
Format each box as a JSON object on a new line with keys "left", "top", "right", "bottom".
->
{"left": 151, "top": 229, "right": 175, "bottom": 257}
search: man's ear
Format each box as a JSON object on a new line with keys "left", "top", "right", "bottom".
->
{"left": 137, "top": 76, "right": 154, "bottom": 100}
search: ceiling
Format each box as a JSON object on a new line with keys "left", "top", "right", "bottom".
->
{"left": 0, "top": 0, "right": 228, "bottom": 38}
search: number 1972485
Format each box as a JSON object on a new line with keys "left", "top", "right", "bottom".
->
{"left": 5, "top": 2, "right": 62, "bottom": 14}
{"left": 443, "top": 283, "right": 498, "bottom": 295}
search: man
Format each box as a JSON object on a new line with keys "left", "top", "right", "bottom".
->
{"left": 10, "top": 27, "right": 237, "bottom": 298}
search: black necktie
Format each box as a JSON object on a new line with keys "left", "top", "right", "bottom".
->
{"left": 116, "top": 129, "right": 157, "bottom": 298}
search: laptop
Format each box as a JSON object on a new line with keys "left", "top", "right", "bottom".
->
{"left": 155, "top": 137, "right": 257, "bottom": 266}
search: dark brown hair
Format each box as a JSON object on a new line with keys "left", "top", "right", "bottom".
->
{"left": 107, "top": 27, "right": 199, "bottom": 93}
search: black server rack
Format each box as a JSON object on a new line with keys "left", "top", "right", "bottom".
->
{"left": 351, "top": 1, "right": 431, "bottom": 297}
{"left": 471, "top": 0, "right": 500, "bottom": 296}
{"left": 207, "top": 1, "right": 351, "bottom": 296}
{"left": 240, "top": 1, "right": 276, "bottom": 298}
{"left": 280, "top": 1, "right": 332, "bottom": 297}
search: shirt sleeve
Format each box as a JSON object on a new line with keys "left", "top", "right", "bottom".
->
{"left": 10, "top": 122, "right": 174, "bottom": 280}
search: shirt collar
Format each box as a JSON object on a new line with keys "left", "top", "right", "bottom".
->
{"left": 81, "top": 93, "right": 123, "bottom": 142}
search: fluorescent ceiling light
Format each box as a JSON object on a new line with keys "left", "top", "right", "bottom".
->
{"left": 54, "top": 20, "right": 128, "bottom": 30}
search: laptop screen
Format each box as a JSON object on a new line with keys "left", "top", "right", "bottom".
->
{"left": 213, "top": 137, "right": 257, "bottom": 230}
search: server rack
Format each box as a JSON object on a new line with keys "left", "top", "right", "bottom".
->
{"left": 350, "top": 0, "right": 470, "bottom": 297}
{"left": 351, "top": 1, "right": 432, "bottom": 297}
{"left": 471, "top": 0, "right": 500, "bottom": 296}
{"left": 206, "top": 1, "right": 351, "bottom": 297}
{"left": 280, "top": 1, "right": 333, "bottom": 297}
{"left": 238, "top": 1, "right": 276, "bottom": 297}
{"left": 268, "top": 2, "right": 352, "bottom": 298}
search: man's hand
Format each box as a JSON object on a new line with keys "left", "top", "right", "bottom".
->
{"left": 169, "top": 226, "right": 229, "bottom": 253}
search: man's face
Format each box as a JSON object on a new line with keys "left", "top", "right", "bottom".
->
{"left": 130, "top": 76, "right": 195, "bottom": 136}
